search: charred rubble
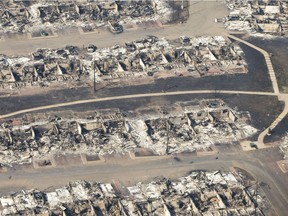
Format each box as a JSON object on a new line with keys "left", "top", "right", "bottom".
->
{"left": 0, "top": 36, "right": 247, "bottom": 90}
{"left": 90, "top": 36, "right": 247, "bottom": 83}
{"left": 0, "top": 45, "right": 85, "bottom": 90}
{"left": 0, "top": 99, "right": 257, "bottom": 165}
{"left": 225, "top": 0, "right": 288, "bottom": 35}
{"left": 0, "top": 0, "right": 172, "bottom": 34}
{"left": 0, "top": 171, "right": 266, "bottom": 215}
{"left": 279, "top": 134, "right": 288, "bottom": 160}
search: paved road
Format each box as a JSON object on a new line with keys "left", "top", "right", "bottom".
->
{"left": 0, "top": 149, "right": 287, "bottom": 215}
{"left": 0, "top": 2, "right": 287, "bottom": 214}
{"left": 0, "top": 2, "right": 284, "bottom": 148}
{"left": 0, "top": 1, "right": 228, "bottom": 55}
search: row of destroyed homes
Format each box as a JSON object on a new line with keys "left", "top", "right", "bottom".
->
{"left": 0, "top": 0, "right": 172, "bottom": 33}
{"left": 0, "top": 99, "right": 257, "bottom": 165}
{"left": 0, "top": 36, "right": 247, "bottom": 90}
{"left": 0, "top": 171, "right": 266, "bottom": 215}
{"left": 225, "top": 0, "right": 288, "bottom": 35}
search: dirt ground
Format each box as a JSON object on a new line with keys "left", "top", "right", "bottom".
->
{"left": 0, "top": 38, "right": 274, "bottom": 117}
{"left": 0, "top": 2, "right": 287, "bottom": 215}
{"left": 264, "top": 114, "right": 288, "bottom": 143}
{"left": 246, "top": 37, "right": 288, "bottom": 93}
{"left": 7, "top": 93, "right": 281, "bottom": 140}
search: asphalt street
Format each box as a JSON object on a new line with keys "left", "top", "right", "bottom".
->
{"left": 0, "top": 1, "right": 228, "bottom": 55}
{"left": 0, "top": 147, "right": 287, "bottom": 215}
{"left": 0, "top": 1, "right": 287, "bottom": 214}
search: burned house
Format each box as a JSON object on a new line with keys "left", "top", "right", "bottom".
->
{"left": 225, "top": 0, "right": 288, "bottom": 35}
{"left": 144, "top": 116, "right": 196, "bottom": 154}
{"left": 0, "top": 111, "right": 138, "bottom": 165}
{"left": 0, "top": 0, "right": 172, "bottom": 34}
{"left": 90, "top": 36, "right": 247, "bottom": 83}
{"left": 0, "top": 99, "right": 257, "bottom": 166}
{"left": 0, "top": 171, "right": 266, "bottom": 215}
{"left": 0, "top": 0, "right": 34, "bottom": 33}
{"left": 137, "top": 100, "right": 256, "bottom": 155}
{"left": 0, "top": 46, "right": 88, "bottom": 89}
{"left": 0, "top": 180, "right": 118, "bottom": 216}
{"left": 0, "top": 36, "right": 247, "bottom": 90}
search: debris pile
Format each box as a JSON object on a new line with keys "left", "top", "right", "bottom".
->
{"left": 134, "top": 100, "right": 256, "bottom": 155}
{"left": 0, "top": 171, "right": 266, "bottom": 215}
{"left": 0, "top": 111, "right": 137, "bottom": 165}
{"left": 0, "top": 45, "right": 85, "bottom": 90}
{"left": 0, "top": 36, "right": 247, "bottom": 90}
{"left": 91, "top": 36, "right": 247, "bottom": 83}
{"left": 225, "top": 0, "right": 288, "bottom": 35}
{"left": 0, "top": 0, "right": 172, "bottom": 34}
{"left": 279, "top": 135, "right": 288, "bottom": 159}
{"left": 0, "top": 99, "right": 257, "bottom": 165}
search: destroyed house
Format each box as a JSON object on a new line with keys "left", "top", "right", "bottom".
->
{"left": 145, "top": 116, "right": 195, "bottom": 145}
{"left": 44, "top": 60, "right": 84, "bottom": 76}
{"left": 103, "top": 119, "right": 126, "bottom": 134}
{"left": 0, "top": 67, "right": 15, "bottom": 82}
{"left": 0, "top": 0, "right": 174, "bottom": 34}
{"left": 0, "top": 1, "right": 32, "bottom": 31}
{"left": 0, "top": 172, "right": 265, "bottom": 216}
{"left": 94, "top": 58, "right": 119, "bottom": 75}
{"left": 225, "top": 0, "right": 288, "bottom": 34}
{"left": 0, "top": 101, "right": 256, "bottom": 165}
{"left": 19, "top": 65, "right": 38, "bottom": 81}
{"left": 38, "top": 5, "right": 61, "bottom": 22}
{"left": 0, "top": 36, "right": 247, "bottom": 90}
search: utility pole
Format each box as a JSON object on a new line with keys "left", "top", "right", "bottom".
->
{"left": 166, "top": 119, "right": 170, "bottom": 154}
{"left": 93, "top": 57, "right": 96, "bottom": 92}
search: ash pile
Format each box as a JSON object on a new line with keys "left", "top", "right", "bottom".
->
{"left": 225, "top": 0, "right": 288, "bottom": 35}
{"left": 0, "top": 0, "right": 172, "bottom": 34}
{"left": 0, "top": 99, "right": 257, "bottom": 166}
{"left": 0, "top": 36, "right": 247, "bottom": 91}
{"left": 0, "top": 171, "right": 266, "bottom": 215}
